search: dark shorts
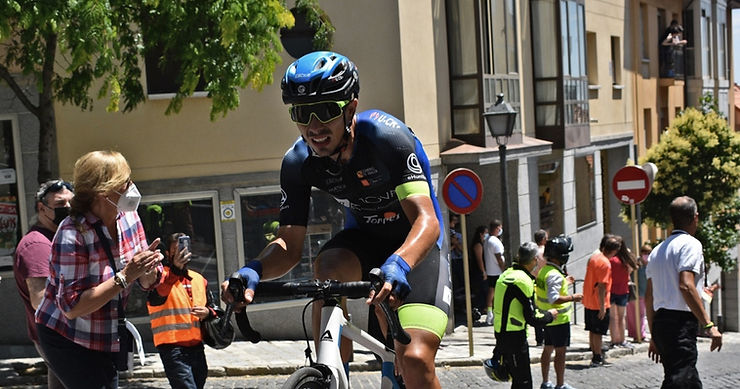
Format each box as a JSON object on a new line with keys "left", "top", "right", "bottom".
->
{"left": 543, "top": 323, "right": 571, "bottom": 347}
{"left": 319, "top": 228, "right": 451, "bottom": 324}
{"left": 584, "top": 308, "right": 610, "bottom": 335}
{"left": 486, "top": 275, "right": 500, "bottom": 288}
{"left": 610, "top": 293, "right": 629, "bottom": 307}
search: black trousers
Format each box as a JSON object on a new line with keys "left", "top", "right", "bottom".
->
{"left": 495, "top": 331, "right": 532, "bottom": 389}
{"left": 652, "top": 309, "right": 702, "bottom": 389}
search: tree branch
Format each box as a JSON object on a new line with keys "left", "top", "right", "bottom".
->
{"left": 0, "top": 64, "right": 40, "bottom": 117}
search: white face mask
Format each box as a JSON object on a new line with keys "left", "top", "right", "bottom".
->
{"left": 483, "top": 233, "right": 490, "bottom": 241}
{"left": 496, "top": 228, "right": 503, "bottom": 237}
{"left": 108, "top": 183, "right": 141, "bottom": 213}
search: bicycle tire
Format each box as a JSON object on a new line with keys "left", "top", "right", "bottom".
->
{"left": 281, "top": 367, "right": 329, "bottom": 389}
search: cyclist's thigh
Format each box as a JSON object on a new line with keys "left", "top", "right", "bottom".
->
{"left": 398, "top": 245, "right": 451, "bottom": 340}
{"left": 318, "top": 229, "right": 395, "bottom": 279}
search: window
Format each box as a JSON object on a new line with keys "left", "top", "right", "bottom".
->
{"left": 575, "top": 154, "right": 595, "bottom": 227}
{"left": 586, "top": 32, "right": 598, "bottom": 86}
{"left": 447, "top": 0, "right": 520, "bottom": 144}
{"left": 531, "top": 0, "right": 559, "bottom": 127}
{"left": 701, "top": 9, "right": 712, "bottom": 78}
{"left": 145, "top": 44, "right": 207, "bottom": 97}
{"left": 235, "top": 187, "right": 345, "bottom": 293}
{"left": 718, "top": 22, "right": 727, "bottom": 80}
{"left": 0, "top": 118, "right": 25, "bottom": 269}
{"left": 640, "top": 3, "right": 649, "bottom": 61}
{"left": 610, "top": 36, "right": 622, "bottom": 85}
{"left": 128, "top": 192, "right": 223, "bottom": 318}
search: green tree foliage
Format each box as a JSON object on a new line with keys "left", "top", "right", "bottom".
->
{"left": 639, "top": 103, "right": 740, "bottom": 271}
{"left": 0, "top": 0, "right": 295, "bottom": 182}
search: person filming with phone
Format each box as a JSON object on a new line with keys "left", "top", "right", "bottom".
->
{"left": 221, "top": 51, "right": 450, "bottom": 388}
{"left": 34, "top": 150, "right": 163, "bottom": 389}
{"left": 147, "top": 233, "right": 218, "bottom": 389}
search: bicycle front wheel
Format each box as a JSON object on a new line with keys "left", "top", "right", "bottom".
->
{"left": 281, "top": 366, "right": 329, "bottom": 389}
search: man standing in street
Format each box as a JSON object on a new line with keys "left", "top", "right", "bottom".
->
{"left": 12, "top": 180, "right": 73, "bottom": 389}
{"left": 483, "top": 242, "right": 557, "bottom": 387}
{"left": 646, "top": 196, "right": 722, "bottom": 388}
{"left": 536, "top": 235, "right": 582, "bottom": 389}
{"left": 582, "top": 234, "right": 620, "bottom": 367}
{"left": 484, "top": 219, "right": 506, "bottom": 325}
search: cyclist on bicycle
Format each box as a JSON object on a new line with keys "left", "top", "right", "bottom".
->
{"left": 221, "top": 51, "right": 450, "bottom": 388}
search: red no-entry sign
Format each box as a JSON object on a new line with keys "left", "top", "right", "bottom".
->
{"left": 442, "top": 168, "right": 483, "bottom": 215}
{"left": 612, "top": 165, "right": 652, "bottom": 205}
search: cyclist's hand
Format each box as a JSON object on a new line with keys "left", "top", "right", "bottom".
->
{"left": 221, "top": 261, "right": 262, "bottom": 307}
{"left": 368, "top": 254, "right": 411, "bottom": 306}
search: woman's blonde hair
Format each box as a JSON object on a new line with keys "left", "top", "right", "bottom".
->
{"left": 70, "top": 150, "right": 131, "bottom": 216}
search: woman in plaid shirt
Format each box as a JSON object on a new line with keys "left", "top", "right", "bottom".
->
{"left": 35, "top": 150, "right": 163, "bottom": 389}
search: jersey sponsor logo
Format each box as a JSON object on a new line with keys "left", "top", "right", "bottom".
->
{"left": 363, "top": 212, "right": 401, "bottom": 224}
{"left": 406, "top": 154, "right": 423, "bottom": 174}
{"left": 404, "top": 173, "right": 427, "bottom": 181}
{"left": 368, "top": 112, "right": 401, "bottom": 129}
{"left": 358, "top": 190, "right": 396, "bottom": 205}
{"left": 280, "top": 189, "right": 287, "bottom": 208}
{"left": 297, "top": 85, "right": 306, "bottom": 95}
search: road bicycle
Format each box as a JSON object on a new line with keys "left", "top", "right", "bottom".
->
{"left": 229, "top": 268, "right": 409, "bottom": 389}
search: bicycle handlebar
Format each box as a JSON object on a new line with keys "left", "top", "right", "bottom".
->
{"left": 229, "top": 268, "right": 411, "bottom": 345}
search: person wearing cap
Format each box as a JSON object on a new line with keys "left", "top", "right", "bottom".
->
{"left": 222, "top": 52, "right": 450, "bottom": 388}
{"left": 12, "top": 179, "right": 73, "bottom": 389}
{"left": 535, "top": 235, "right": 582, "bottom": 389}
{"left": 483, "top": 242, "right": 557, "bottom": 388}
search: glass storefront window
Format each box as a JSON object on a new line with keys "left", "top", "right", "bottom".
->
{"left": 0, "top": 118, "right": 25, "bottom": 270}
{"left": 575, "top": 154, "right": 596, "bottom": 227}
{"left": 236, "top": 188, "right": 345, "bottom": 286}
{"left": 127, "top": 193, "right": 222, "bottom": 317}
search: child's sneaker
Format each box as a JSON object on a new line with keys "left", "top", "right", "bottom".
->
{"left": 540, "top": 382, "right": 556, "bottom": 389}
{"left": 555, "top": 384, "right": 576, "bottom": 389}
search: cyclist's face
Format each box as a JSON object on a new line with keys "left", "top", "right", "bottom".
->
{"left": 296, "top": 100, "right": 356, "bottom": 157}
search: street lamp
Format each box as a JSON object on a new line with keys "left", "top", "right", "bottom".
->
{"left": 483, "top": 94, "right": 517, "bottom": 266}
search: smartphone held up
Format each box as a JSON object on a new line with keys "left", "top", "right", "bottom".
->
{"left": 178, "top": 235, "right": 191, "bottom": 262}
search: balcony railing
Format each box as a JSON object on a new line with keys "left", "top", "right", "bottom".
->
{"left": 659, "top": 45, "right": 685, "bottom": 79}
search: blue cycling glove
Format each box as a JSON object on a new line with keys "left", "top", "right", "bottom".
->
{"left": 236, "top": 260, "right": 263, "bottom": 292}
{"left": 380, "top": 254, "right": 412, "bottom": 299}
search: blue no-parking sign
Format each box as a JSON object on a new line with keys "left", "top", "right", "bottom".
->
{"left": 442, "top": 168, "right": 483, "bottom": 215}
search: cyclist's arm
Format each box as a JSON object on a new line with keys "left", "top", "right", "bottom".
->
{"left": 394, "top": 193, "right": 440, "bottom": 268}
{"left": 253, "top": 224, "right": 307, "bottom": 280}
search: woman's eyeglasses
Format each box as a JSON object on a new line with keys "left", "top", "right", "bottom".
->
{"left": 36, "top": 180, "right": 73, "bottom": 203}
{"left": 288, "top": 101, "right": 349, "bottom": 126}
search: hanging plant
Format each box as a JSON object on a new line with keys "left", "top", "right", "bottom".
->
{"left": 295, "top": 0, "right": 334, "bottom": 51}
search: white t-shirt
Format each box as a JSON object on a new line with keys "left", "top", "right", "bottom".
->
{"left": 483, "top": 236, "right": 505, "bottom": 276}
{"left": 646, "top": 230, "right": 704, "bottom": 312}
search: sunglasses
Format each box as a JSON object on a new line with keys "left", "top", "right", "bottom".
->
{"left": 288, "top": 101, "right": 349, "bottom": 126}
{"left": 36, "top": 180, "right": 73, "bottom": 204}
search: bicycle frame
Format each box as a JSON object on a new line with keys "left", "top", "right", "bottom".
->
{"left": 316, "top": 300, "right": 401, "bottom": 389}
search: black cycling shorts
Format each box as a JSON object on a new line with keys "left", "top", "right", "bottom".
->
{"left": 319, "top": 228, "right": 451, "bottom": 316}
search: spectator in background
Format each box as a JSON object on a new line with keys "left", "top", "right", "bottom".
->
{"left": 147, "top": 233, "right": 218, "bottom": 389}
{"left": 533, "top": 229, "right": 549, "bottom": 346}
{"left": 484, "top": 219, "right": 506, "bottom": 325}
{"left": 536, "top": 235, "right": 581, "bottom": 389}
{"left": 662, "top": 20, "right": 687, "bottom": 46}
{"left": 12, "top": 179, "right": 73, "bottom": 389}
{"left": 609, "top": 237, "right": 637, "bottom": 349}
{"left": 471, "top": 225, "right": 489, "bottom": 315}
{"left": 627, "top": 243, "right": 652, "bottom": 342}
{"left": 35, "top": 150, "right": 163, "bottom": 389}
{"left": 646, "top": 196, "right": 722, "bottom": 388}
{"left": 583, "top": 235, "right": 620, "bottom": 367}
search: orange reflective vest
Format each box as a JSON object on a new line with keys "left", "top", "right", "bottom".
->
{"left": 147, "top": 270, "right": 207, "bottom": 347}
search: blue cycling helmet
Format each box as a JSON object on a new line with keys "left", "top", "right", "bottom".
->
{"left": 281, "top": 51, "right": 359, "bottom": 104}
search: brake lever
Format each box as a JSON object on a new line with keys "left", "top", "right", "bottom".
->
{"left": 368, "top": 268, "right": 412, "bottom": 345}
{"left": 227, "top": 273, "right": 262, "bottom": 343}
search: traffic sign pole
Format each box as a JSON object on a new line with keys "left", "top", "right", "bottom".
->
{"left": 459, "top": 214, "right": 474, "bottom": 357}
{"left": 442, "top": 169, "right": 484, "bottom": 357}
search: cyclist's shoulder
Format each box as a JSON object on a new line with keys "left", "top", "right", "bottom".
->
{"left": 282, "top": 136, "right": 311, "bottom": 165}
{"left": 356, "top": 109, "right": 412, "bottom": 140}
